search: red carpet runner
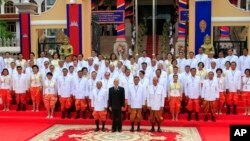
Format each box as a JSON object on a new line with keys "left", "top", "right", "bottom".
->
{"left": 146, "top": 35, "right": 159, "bottom": 58}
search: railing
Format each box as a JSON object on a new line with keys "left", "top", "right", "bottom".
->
{"left": 0, "top": 38, "right": 20, "bottom": 56}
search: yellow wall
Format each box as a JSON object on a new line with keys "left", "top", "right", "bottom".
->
{"left": 30, "top": 0, "right": 91, "bottom": 58}
{"left": 189, "top": 0, "right": 250, "bottom": 53}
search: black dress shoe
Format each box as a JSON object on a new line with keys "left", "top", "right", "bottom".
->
{"left": 95, "top": 128, "right": 99, "bottom": 132}
{"left": 137, "top": 128, "right": 141, "bottom": 132}
{"left": 112, "top": 129, "right": 116, "bottom": 132}
{"left": 157, "top": 128, "right": 162, "bottom": 133}
{"left": 149, "top": 128, "right": 155, "bottom": 132}
{"left": 118, "top": 129, "right": 122, "bottom": 132}
{"left": 204, "top": 115, "right": 208, "bottom": 122}
{"left": 211, "top": 116, "right": 216, "bottom": 122}
{"left": 102, "top": 128, "right": 106, "bottom": 132}
{"left": 130, "top": 127, "right": 134, "bottom": 132}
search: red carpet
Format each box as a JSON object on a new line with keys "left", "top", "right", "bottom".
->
{"left": 0, "top": 98, "right": 249, "bottom": 141}
{"left": 146, "top": 35, "right": 159, "bottom": 58}
{"left": 0, "top": 110, "right": 249, "bottom": 141}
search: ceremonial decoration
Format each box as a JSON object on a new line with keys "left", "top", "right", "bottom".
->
{"left": 66, "top": 4, "right": 82, "bottom": 55}
{"left": 195, "top": 0, "right": 212, "bottom": 54}
{"left": 19, "top": 13, "right": 31, "bottom": 60}
{"left": 30, "top": 125, "right": 202, "bottom": 141}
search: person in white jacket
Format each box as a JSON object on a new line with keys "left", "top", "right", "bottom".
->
{"left": 91, "top": 81, "right": 108, "bottom": 132}
{"left": 12, "top": 66, "right": 28, "bottom": 111}
{"left": 185, "top": 68, "right": 201, "bottom": 121}
{"left": 202, "top": 72, "right": 219, "bottom": 122}
{"left": 241, "top": 69, "right": 250, "bottom": 115}
{"left": 225, "top": 62, "right": 241, "bottom": 115}
{"left": 57, "top": 68, "right": 73, "bottom": 119}
{"left": 147, "top": 77, "right": 165, "bottom": 132}
{"left": 128, "top": 76, "right": 145, "bottom": 132}
{"left": 73, "top": 70, "right": 89, "bottom": 119}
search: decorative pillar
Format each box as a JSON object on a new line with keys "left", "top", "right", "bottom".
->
{"left": 15, "top": 2, "right": 37, "bottom": 59}
{"left": 175, "top": 0, "right": 188, "bottom": 55}
{"left": 114, "top": 0, "right": 128, "bottom": 59}
{"left": 66, "top": 2, "right": 83, "bottom": 55}
{"left": 116, "top": 0, "right": 125, "bottom": 39}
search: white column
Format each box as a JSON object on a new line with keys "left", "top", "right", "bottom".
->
{"left": 0, "top": 4, "right": 4, "bottom": 14}
{"left": 37, "top": 2, "right": 41, "bottom": 14}
{"left": 16, "top": 21, "right": 20, "bottom": 40}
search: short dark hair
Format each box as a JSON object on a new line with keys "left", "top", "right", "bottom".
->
{"left": 216, "top": 68, "right": 223, "bottom": 73}
{"left": 32, "top": 65, "right": 39, "bottom": 70}
{"left": 198, "top": 62, "right": 205, "bottom": 68}
{"left": 139, "top": 70, "right": 145, "bottom": 75}
{"left": 16, "top": 66, "right": 22, "bottom": 70}
{"left": 82, "top": 67, "right": 88, "bottom": 72}
{"left": 46, "top": 72, "right": 53, "bottom": 76}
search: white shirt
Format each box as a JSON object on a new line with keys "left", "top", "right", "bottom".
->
{"left": 15, "top": 59, "right": 27, "bottom": 70}
{"left": 102, "top": 78, "right": 114, "bottom": 91}
{"left": 88, "top": 78, "right": 99, "bottom": 97}
{"left": 177, "top": 58, "right": 187, "bottom": 73}
{"left": 239, "top": 55, "right": 250, "bottom": 75}
{"left": 139, "top": 77, "right": 149, "bottom": 89}
{"left": 202, "top": 79, "right": 219, "bottom": 101}
{"left": 120, "top": 75, "right": 134, "bottom": 99}
{"left": 73, "top": 77, "right": 88, "bottom": 99}
{"left": 195, "top": 54, "right": 208, "bottom": 65}
{"left": 242, "top": 76, "right": 250, "bottom": 92}
{"left": 0, "top": 75, "right": 11, "bottom": 89}
{"left": 57, "top": 75, "right": 73, "bottom": 97}
{"left": 4, "top": 58, "right": 14, "bottom": 68}
{"left": 216, "top": 58, "right": 226, "bottom": 69}
{"left": 37, "top": 57, "right": 49, "bottom": 69}
{"left": 77, "top": 60, "right": 88, "bottom": 69}
{"left": 225, "top": 55, "right": 239, "bottom": 69}
{"left": 91, "top": 88, "right": 108, "bottom": 111}
{"left": 8, "top": 68, "right": 17, "bottom": 78}
{"left": 138, "top": 57, "right": 151, "bottom": 70}
{"left": 128, "top": 84, "right": 146, "bottom": 108}
{"left": 63, "top": 62, "right": 73, "bottom": 69}
{"left": 13, "top": 73, "right": 28, "bottom": 93}
{"left": 185, "top": 76, "right": 201, "bottom": 99}
{"left": 186, "top": 58, "right": 198, "bottom": 69}
{"left": 205, "top": 58, "right": 216, "bottom": 69}
{"left": 0, "top": 57, "right": 5, "bottom": 72}
{"left": 147, "top": 84, "right": 165, "bottom": 110}
{"left": 180, "top": 72, "right": 191, "bottom": 92}
{"left": 225, "top": 70, "right": 241, "bottom": 92}
{"left": 43, "top": 79, "right": 57, "bottom": 95}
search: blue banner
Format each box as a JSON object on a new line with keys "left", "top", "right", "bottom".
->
{"left": 92, "top": 10, "right": 124, "bottom": 24}
{"left": 195, "top": 0, "right": 212, "bottom": 54}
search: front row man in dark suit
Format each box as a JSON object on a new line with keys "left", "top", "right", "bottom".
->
{"left": 108, "top": 79, "right": 125, "bottom": 132}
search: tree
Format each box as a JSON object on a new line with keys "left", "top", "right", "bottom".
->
{"left": 0, "top": 21, "right": 13, "bottom": 39}
{"left": 0, "top": 0, "right": 6, "bottom": 5}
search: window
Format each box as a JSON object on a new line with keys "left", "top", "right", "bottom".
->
{"left": 41, "top": 0, "right": 45, "bottom": 12}
{"left": 4, "top": 1, "right": 16, "bottom": 14}
{"left": 29, "top": 0, "right": 38, "bottom": 13}
{"left": 7, "top": 22, "right": 16, "bottom": 33}
{"left": 41, "top": 0, "right": 56, "bottom": 12}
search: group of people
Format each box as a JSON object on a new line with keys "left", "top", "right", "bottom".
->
{"left": 0, "top": 47, "right": 249, "bottom": 133}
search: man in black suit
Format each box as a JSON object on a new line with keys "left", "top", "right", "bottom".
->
{"left": 108, "top": 79, "right": 125, "bottom": 132}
